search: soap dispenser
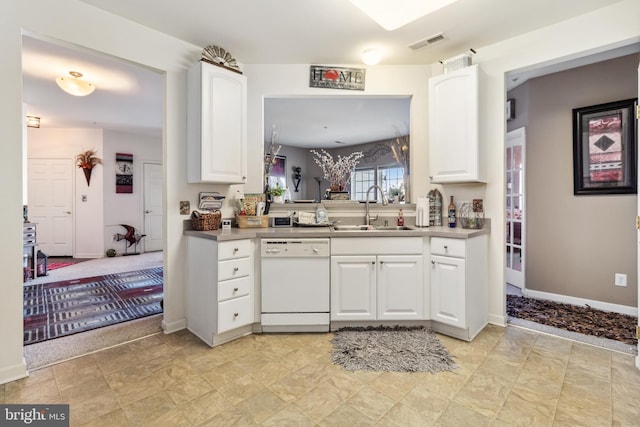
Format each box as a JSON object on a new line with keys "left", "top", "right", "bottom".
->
{"left": 397, "top": 209, "right": 404, "bottom": 226}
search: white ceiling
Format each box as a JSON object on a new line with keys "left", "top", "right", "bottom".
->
{"left": 22, "top": 0, "right": 627, "bottom": 140}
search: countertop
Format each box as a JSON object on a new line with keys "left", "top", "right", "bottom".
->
{"left": 184, "top": 223, "right": 490, "bottom": 241}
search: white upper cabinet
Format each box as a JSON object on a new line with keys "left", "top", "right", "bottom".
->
{"left": 187, "top": 61, "right": 247, "bottom": 184}
{"left": 428, "top": 64, "right": 484, "bottom": 183}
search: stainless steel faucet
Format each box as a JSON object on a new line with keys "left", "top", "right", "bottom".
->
{"left": 365, "top": 185, "right": 388, "bottom": 226}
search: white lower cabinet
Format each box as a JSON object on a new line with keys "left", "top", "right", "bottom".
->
{"left": 186, "top": 237, "right": 255, "bottom": 347}
{"left": 430, "top": 235, "right": 488, "bottom": 341}
{"left": 331, "top": 238, "right": 424, "bottom": 322}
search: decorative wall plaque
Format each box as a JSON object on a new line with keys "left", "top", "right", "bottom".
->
{"left": 310, "top": 66, "right": 365, "bottom": 91}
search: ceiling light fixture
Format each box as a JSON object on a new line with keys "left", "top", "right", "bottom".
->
{"left": 26, "top": 116, "right": 40, "bottom": 128}
{"left": 56, "top": 71, "right": 95, "bottom": 96}
{"left": 362, "top": 48, "right": 383, "bottom": 66}
{"left": 349, "top": 0, "right": 458, "bottom": 31}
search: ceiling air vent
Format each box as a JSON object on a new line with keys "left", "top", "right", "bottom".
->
{"left": 408, "top": 32, "right": 445, "bottom": 51}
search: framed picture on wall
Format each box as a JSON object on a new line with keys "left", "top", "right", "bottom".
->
{"left": 572, "top": 98, "right": 638, "bottom": 195}
{"left": 267, "top": 155, "right": 286, "bottom": 190}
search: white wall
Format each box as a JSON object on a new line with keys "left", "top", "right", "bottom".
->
{"left": 243, "top": 64, "right": 432, "bottom": 198}
{"left": 103, "top": 130, "right": 162, "bottom": 254}
{"left": 27, "top": 128, "right": 105, "bottom": 258}
{"left": 472, "top": 0, "right": 640, "bottom": 327}
{"left": 1, "top": 0, "right": 201, "bottom": 383}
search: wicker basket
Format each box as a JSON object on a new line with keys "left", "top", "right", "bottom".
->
{"left": 191, "top": 210, "right": 222, "bottom": 231}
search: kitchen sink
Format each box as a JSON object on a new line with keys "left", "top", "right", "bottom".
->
{"left": 332, "top": 225, "right": 413, "bottom": 231}
{"left": 373, "top": 226, "right": 413, "bottom": 231}
{"left": 332, "top": 225, "right": 375, "bottom": 231}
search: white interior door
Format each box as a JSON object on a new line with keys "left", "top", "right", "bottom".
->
{"left": 143, "top": 162, "right": 163, "bottom": 252}
{"left": 27, "top": 158, "right": 74, "bottom": 256}
{"left": 506, "top": 128, "right": 525, "bottom": 289}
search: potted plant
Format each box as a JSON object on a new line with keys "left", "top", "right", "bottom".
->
{"left": 270, "top": 184, "right": 286, "bottom": 203}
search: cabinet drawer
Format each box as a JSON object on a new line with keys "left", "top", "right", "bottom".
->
{"left": 218, "top": 275, "right": 252, "bottom": 302}
{"left": 218, "top": 295, "right": 253, "bottom": 333}
{"left": 219, "top": 239, "right": 251, "bottom": 260}
{"left": 431, "top": 237, "right": 466, "bottom": 258}
{"left": 218, "top": 257, "right": 252, "bottom": 281}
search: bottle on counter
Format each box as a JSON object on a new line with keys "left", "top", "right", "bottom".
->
{"left": 448, "top": 196, "right": 456, "bottom": 228}
{"left": 397, "top": 209, "right": 404, "bottom": 226}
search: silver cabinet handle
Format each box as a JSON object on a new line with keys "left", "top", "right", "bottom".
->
{"left": 233, "top": 267, "right": 239, "bottom": 272}
{"left": 233, "top": 287, "right": 239, "bottom": 292}
{"left": 145, "top": 210, "right": 152, "bottom": 214}
{"left": 65, "top": 211, "right": 71, "bottom": 215}
{"left": 432, "top": 260, "right": 436, "bottom": 265}
{"left": 233, "top": 312, "right": 239, "bottom": 317}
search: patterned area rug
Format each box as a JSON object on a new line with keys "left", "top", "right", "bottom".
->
{"left": 23, "top": 267, "right": 163, "bottom": 345}
{"left": 507, "top": 294, "right": 637, "bottom": 346}
{"left": 331, "top": 326, "right": 457, "bottom": 373}
{"left": 47, "top": 262, "right": 75, "bottom": 271}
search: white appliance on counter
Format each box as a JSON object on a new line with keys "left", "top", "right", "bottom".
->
{"left": 261, "top": 238, "right": 330, "bottom": 332}
{"left": 416, "top": 197, "right": 431, "bottom": 227}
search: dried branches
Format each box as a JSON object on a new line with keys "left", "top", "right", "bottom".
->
{"left": 310, "top": 149, "right": 364, "bottom": 191}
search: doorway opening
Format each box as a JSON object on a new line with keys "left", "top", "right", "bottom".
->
{"left": 21, "top": 34, "right": 165, "bottom": 365}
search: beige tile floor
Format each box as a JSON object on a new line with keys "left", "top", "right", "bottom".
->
{"left": 2, "top": 324, "right": 639, "bottom": 426}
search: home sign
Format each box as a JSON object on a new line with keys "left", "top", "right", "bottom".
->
{"left": 309, "top": 66, "right": 365, "bottom": 91}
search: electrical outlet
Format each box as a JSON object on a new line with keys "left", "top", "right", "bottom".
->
{"left": 614, "top": 273, "right": 627, "bottom": 287}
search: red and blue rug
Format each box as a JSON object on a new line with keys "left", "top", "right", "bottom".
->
{"left": 23, "top": 267, "right": 163, "bottom": 345}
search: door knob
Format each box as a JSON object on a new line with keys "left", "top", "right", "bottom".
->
{"left": 65, "top": 211, "right": 71, "bottom": 215}
{"left": 145, "top": 210, "right": 152, "bottom": 214}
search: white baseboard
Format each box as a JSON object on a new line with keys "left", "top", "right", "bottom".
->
{"left": 73, "top": 252, "right": 104, "bottom": 259}
{"left": 162, "top": 318, "right": 187, "bottom": 334}
{"left": 523, "top": 289, "right": 637, "bottom": 317}
{"left": 488, "top": 313, "right": 507, "bottom": 327}
{"left": 0, "top": 358, "right": 28, "bottom": 385}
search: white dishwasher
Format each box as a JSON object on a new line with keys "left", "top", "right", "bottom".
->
{"left": 261, "top": 238, "right": 330, "bottom": 332}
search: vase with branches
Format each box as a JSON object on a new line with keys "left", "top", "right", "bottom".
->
{"left": 390, "top": 132, "right": 410, "bottom": 202}
{"left": 310, "top": 149, "right": 364, "bottom": 192}
{"left": 76, "top": 149, "right": 102, "bottom": 186}
{"left": 264, "top": 124, "right": 282, "bottom": 194}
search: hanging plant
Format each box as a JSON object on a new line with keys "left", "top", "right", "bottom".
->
{"left": 76, "top": 149, "right": 102, "bottom": 186}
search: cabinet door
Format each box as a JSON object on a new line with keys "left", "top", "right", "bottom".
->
{"left": 331, "top": 256, "right": 376, "bottom": 321}
{"left": 188, "top": 61, "right": 247, "bottom": 183}
{"left": 430, "top": 255, "right": 466, "bottom": 328}
{"left": 428, "top": 64, "right": 482, "bottom": 183}
{"left": 377, "top": 255, "right": 423, "bottom": 320}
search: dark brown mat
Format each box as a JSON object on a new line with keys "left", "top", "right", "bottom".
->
{"left": 507, "top": 294, "right": 637, "bottom": 346}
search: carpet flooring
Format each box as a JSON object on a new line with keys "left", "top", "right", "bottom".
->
{"left": 23, "top": 267, "right": 163, "bottom": 345}
{"left": 506, "top": 294, "right": 638, "bottom": 347}
{"left": 331, "top": 326, "right": 457, "bottom": 373}
{"left": 46, "top": 262, "right": 75, "bottom": 271}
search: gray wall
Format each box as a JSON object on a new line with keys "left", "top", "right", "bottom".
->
{"left": 511, "top": 53, "right": 639, "bottom": 307}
